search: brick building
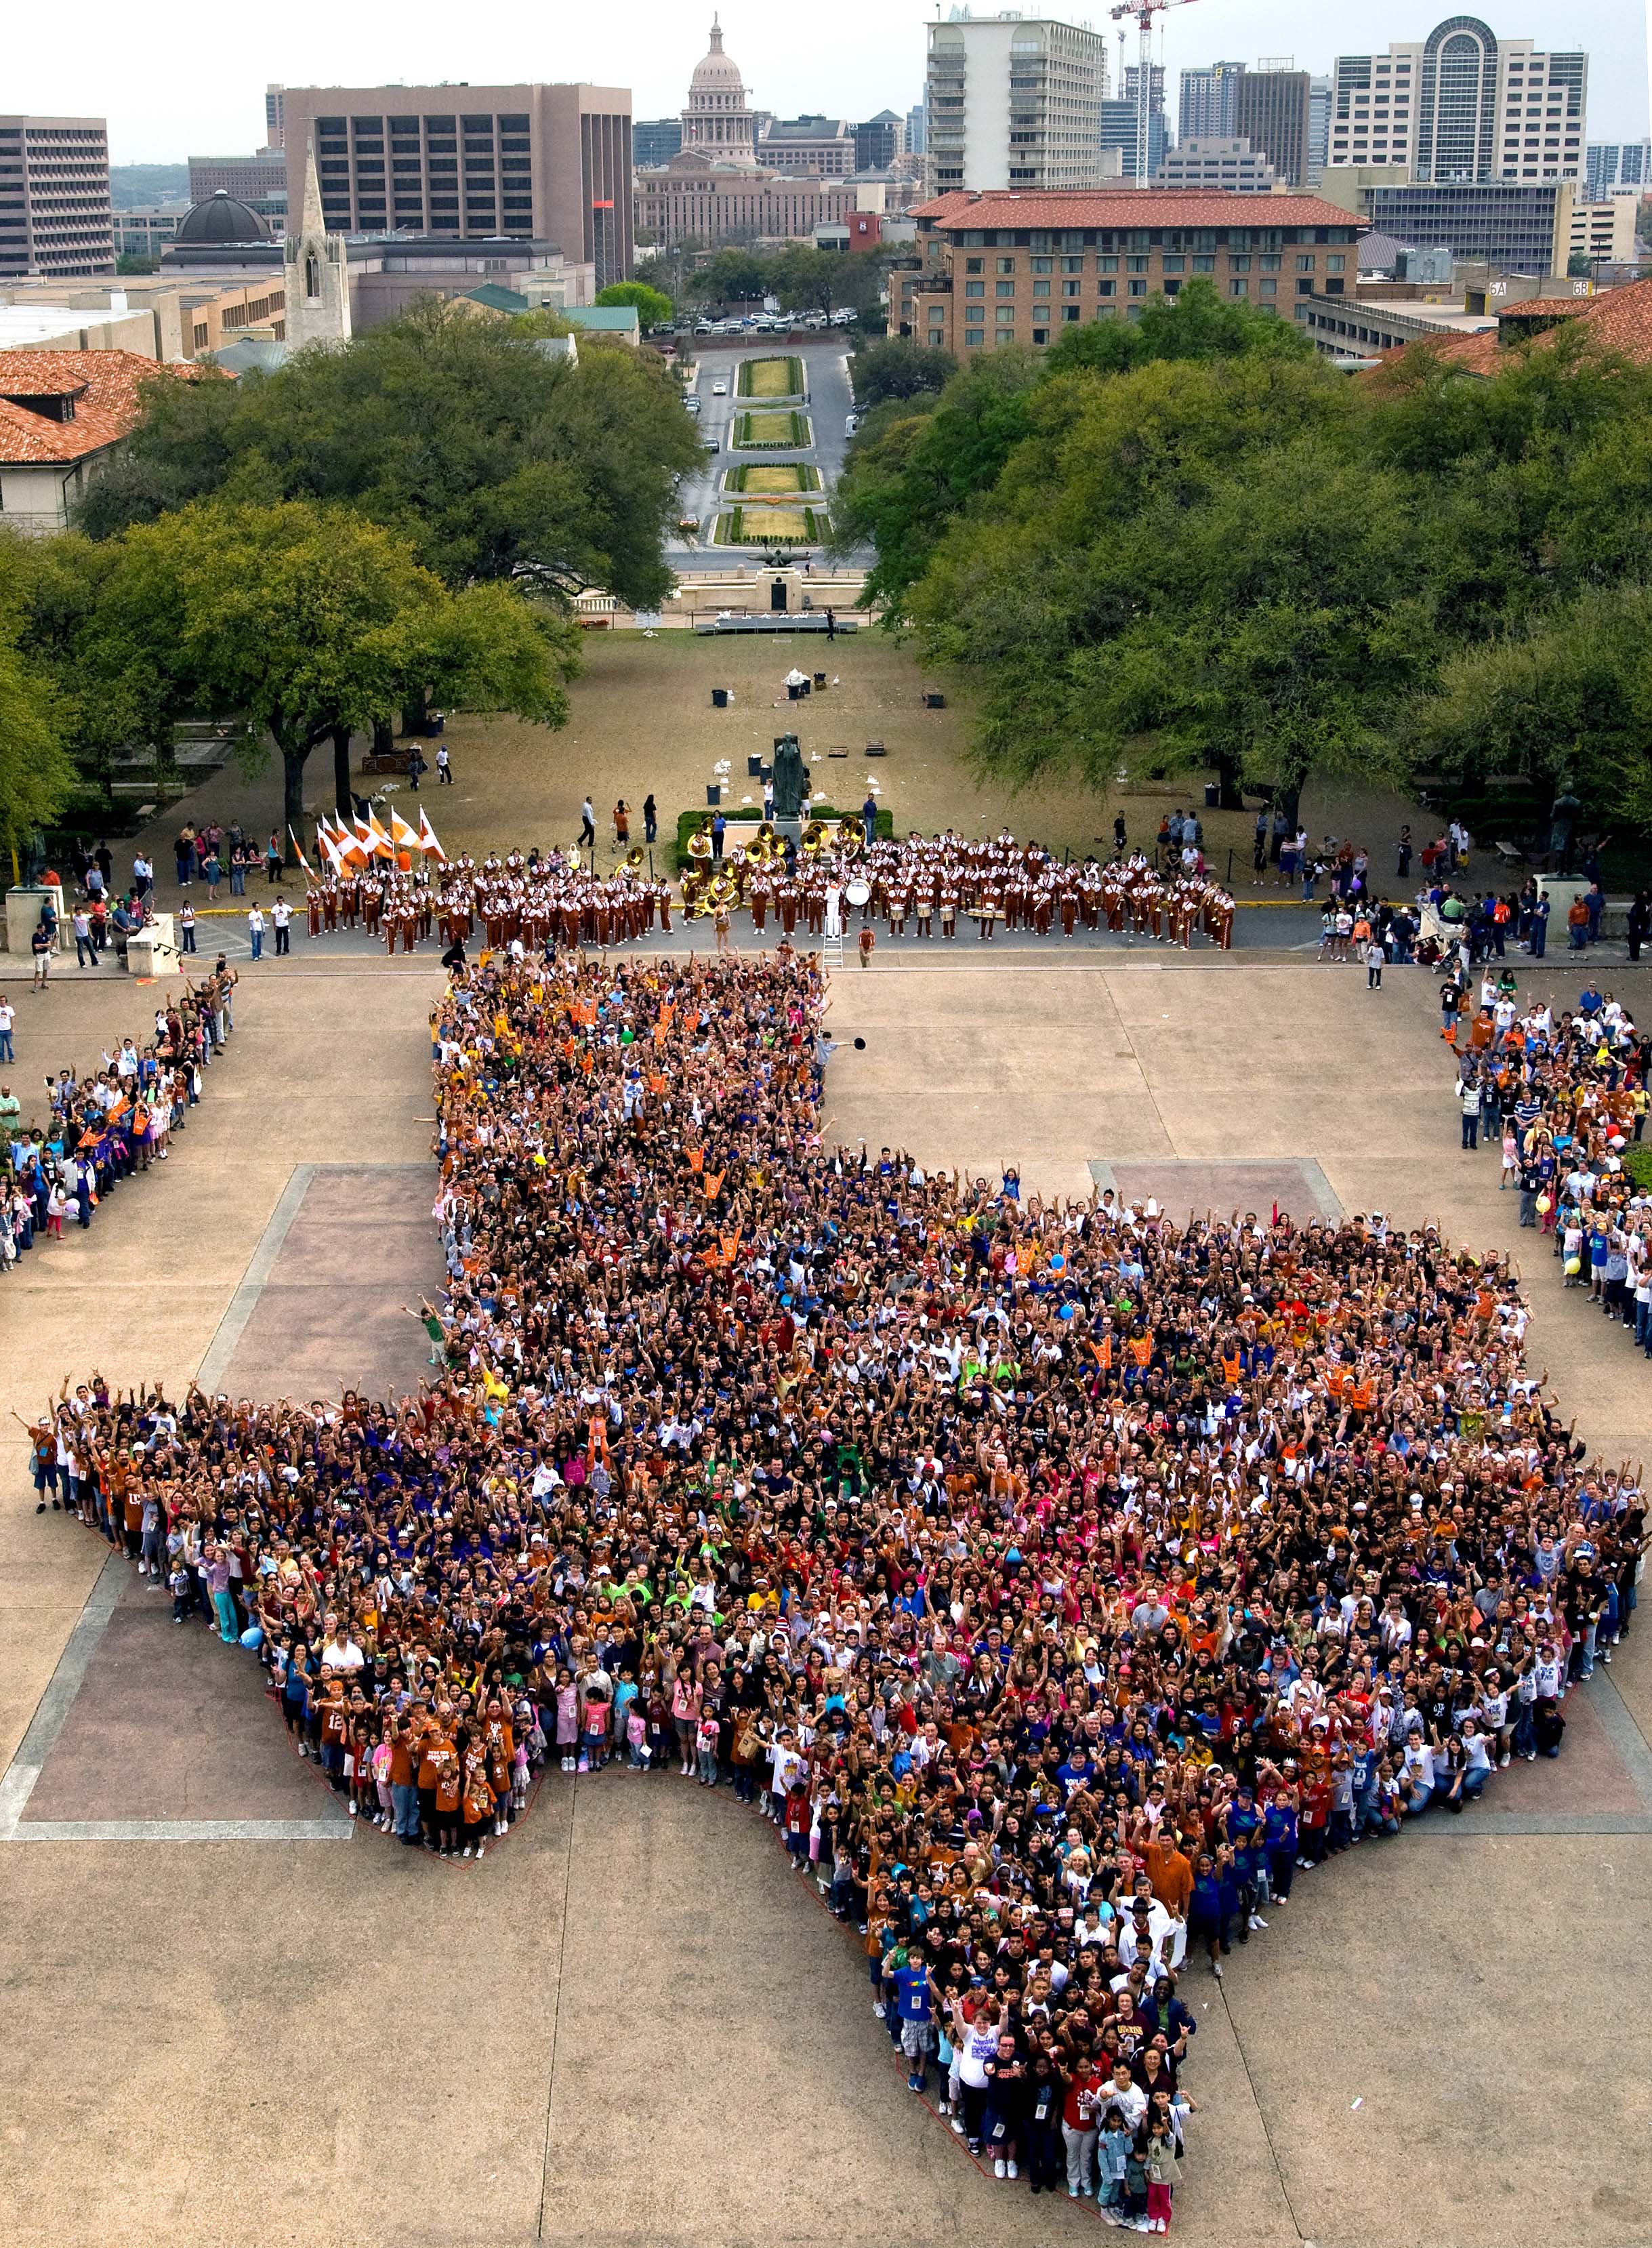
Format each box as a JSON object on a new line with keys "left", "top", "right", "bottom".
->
{"left": 899, "top": 187, "right": 1360, "bottom": 354}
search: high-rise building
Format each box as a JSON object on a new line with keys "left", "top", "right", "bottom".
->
{"left": 907, "top": 102, "right": 926, "bottom": 159}
{"left": 926, "top": 15, "right": 1108, "bottom": 194}
{"left": 278, "top": 82, "right": 634, "bottom": 287}
{"left": 1100, "top": 97, "right": 1167, "bottom": 182}
{"left": 855, "top": 111, "right": 906, "bottom": 171}
{"left": 760, "top": 117, "right": 855, "bottom": 175}
{"left": 1157, "top": 137, "right": 1277, "bottom": 191}
{"left": 632, "top": 119, "right": 684, "bottom": 169}
{"left": 1234, "top": 66, "right": 1312, "bottom": 188}
{"left": 0, "top": 116, "right": 114, "bottom": 280}
{"left": 266, "top": 85, "right": 285, "bottom": 150}
{"left": 189, "top": 152, "right": 289, "bottom": 211}
{"left": 1328, "top": 18, "right": 1586, "bottom": 184}
{"left": 1179, "top": 62, "right": 1244, "bottom": 142}
{"left": 1587, "top": 140, "right": 1651, "bottom": 195}
{"left": 1308, "top": 77, "right": 1331, "bottom": 185}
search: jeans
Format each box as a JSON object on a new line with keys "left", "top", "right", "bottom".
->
{"left": 1462, "top": 1115, "right": 1479, "bottom": 1149}
{"left": 1636, "top": 1298, "right": 1652, "bottom": 1352}
{"left": 230, "top": 866, "right": 245, "bottom": 895}
{"left": 1520, "top": 1188, "right": 1538, "bottom": 1227}
{"left": 696, "top": 1743, "right": 718, "bottom": 1784}
{"left": 391, "top": 1780, "right": 420, "bottom": 1838}
{"left": 249, "top": 929, "right": 262, "bottom": 958}
{"left": 75, "top": 935, "right": 96, "bottom": 965}
{"left": 1062, "top": 2121, "right": 1097, "bottom": 2194}
{"left": 180, "top": 926, "right": 196, "bottom": 953}
{"left": 1531, "top": 924, "right": 1546, "bottom": 957}
{"left": 274, "top": 925, "right": 290, "bottom": 955}
{"left": 0, "top": 1030, "right": 12, "bottom": 1061}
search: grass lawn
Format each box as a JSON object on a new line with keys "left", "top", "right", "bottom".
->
{"left": 734, "top": 409, "right": 810, "bottom": 449}
{"left": 714, "top": 506, "right": 823, "bottom": 545}
{"left": 727, "top": 463, "right": 821, "bottom": 495}
{"left": 738, "top": 355, "right": 805, "bottom": 398}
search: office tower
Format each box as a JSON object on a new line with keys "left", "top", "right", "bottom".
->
{"left": 0, "top": 116, "right": 114, "bottom": 279}
{"left": 1328, "top": 18, "right": 1586, "bottom": 183}
{"left": 907, "top": 102, "right": 926, "bottom": 158}
{"left": 1308, "top": 76, "right": 1331, "bottom": 184}
{"left": 1100, "top": 97, "right": 1167, "bottom": 182}
{"left": 854, "top": 111, "right": 906, "bottom": 171}
{"left": 1179, "top": 62, "right": 1244, "bottom": 142}
{"left": 278, "top": 83, "right": 633, "bottom": 285}
{"left": 266, "top": 85, "right": 285, "bottom": 150}
{"left": 1234, "top": 65, "right": 1312, "bottom": 188}
{"left": 1586, "top": 140, "right": 1651, "bottom": 195}
{"left": 927, "top": 14, "right": 1108, "bottom": 192}
{"left": 1157, "top": 137, "right": 1277, "bottom": 190}
{"left": 633, "top": 119, "right": 684, "bottom": 169}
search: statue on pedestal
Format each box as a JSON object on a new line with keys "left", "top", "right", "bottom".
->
{"left": 772, "top": 733, "right": 806, "bottom": 822}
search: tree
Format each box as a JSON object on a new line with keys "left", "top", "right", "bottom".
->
{"left": 75, "top": 302, "right": 700, "bottom": 609}
{"left": 849, "top": 335, "right": 958, "bottom": 408}
{"left": 596, "top": 280, "right": 674, "bottom": 329}
{"left": 1043, "top": 277, "right": 1313, "bottom": 377}
{"left": 0, "top": 548, "right": 75, "bottom": 855}
{"left": 1409, "top": 584, "right": 1652, "bottom": 834}
{"left": 87, "top": 500, "right": 579, "bottom": 848}
{"left": 771, "top": 245, "right": 847, "bottom": 319}
{"left": 830, "top": 350, "right": 1044, "bottom": 611}
{"left": 688, "top": 247, "right": 772, "bottom": 308}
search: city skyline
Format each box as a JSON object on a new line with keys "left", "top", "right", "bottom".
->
{"left": 7, "top": 0, "right": 1647, "bottom": 163}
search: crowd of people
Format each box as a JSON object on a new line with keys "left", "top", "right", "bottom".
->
{"left": 45, "top": 941, "right": 1643, "bottom": 2230}
{"left": 3, "top": 962, "right": 238, "bottom": 1277}
{"left": 301, "top": 849, "right": 676, "bottom": 958}
{"left": 1443, "top": 967, "right": 1652, "bottom": 1360}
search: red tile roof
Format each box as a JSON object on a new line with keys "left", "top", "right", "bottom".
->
{"left": 913, "top": 188, "right": 1359, "bottom": 230}
{"left": 0, "top": 348, "right": 206, "bottom": 466}
{"left": 1366, "top": 277, "right": 1652, "bottom": 382}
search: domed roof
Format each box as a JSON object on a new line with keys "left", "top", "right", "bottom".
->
{"left": 175, "top": 190, "right": 271, "bottom": 245}
{"left": 690, "top": 15, "right": 745, "bottom": 91}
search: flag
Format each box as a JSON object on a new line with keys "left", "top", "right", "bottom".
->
{"left": 288, "top": 827, "right": 315, "bottom": 880}
{"left": 390, "top": 808, "right": 420, "bottom": 853}
{"left": 365, "top": 809, "right": 395, "bottom": 859}
{"left": 417, "top": 806, "right": 447, "bottom": 861}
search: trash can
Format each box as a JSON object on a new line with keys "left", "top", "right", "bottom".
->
{"left": 706, "top": 784, "right": 722, "bottom": 806}
{"left": 813, "top": 672, "right": 827, "bottom": 687}
{"left": 787, "top": 681, "right": 803, "bottom": 700}
{"left": 1204, "top": 782, "right": 1220, "bottom": 809}
{"left": 747, "top": 754, "right": 765, "bottom": 776}
{"left": 712, "top": 687, "right": 729, "bottom": 708}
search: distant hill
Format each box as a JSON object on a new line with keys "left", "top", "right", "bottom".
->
{"left": 110, "top": 163, "right": 190, "bottom": 210}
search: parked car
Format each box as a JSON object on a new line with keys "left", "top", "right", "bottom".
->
{"left": 702, "top": 433, "right": 720, "bottom": 452}
{"left": 830, "top": 307, "right": 858, "bottom": 325}
{"left": 844, "top": 412, "right": 861, "bottom": 436}
{"left": 711, "top": 379, "right": 728, "bottom": 394}
{"left": 683, "top": 395, "right": 701, "bottom": 414}
{"left": 693, "top": 319, "right": 716, "bottom": 334}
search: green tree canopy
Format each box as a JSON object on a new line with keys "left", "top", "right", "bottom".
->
{"left": 849, "top": 335, "right": 959, "bottom": 408}
{"left": 596, "top": 280, "right": 674, "bottom": 328}
{"left": 75, "top": 301, "right": 700, "bottom": 608}
{"left": 688, "top": 247, "right": 771, "bottom": 307}
{"left": 84, "top": 499, "right": 579, "bottom": 846}
{"left": 1042, "top": 276, "right": 1313, "bottom": 377}
{"left": 0, "top": 537, "right": 76, "bottom": 855}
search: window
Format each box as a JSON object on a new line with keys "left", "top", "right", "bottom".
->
{"left": 966, "top": 256, "right": 983, "bottom": 272}
{"left": 964, "top": 279, "right": 984, "bottom": 296}
{"left": 1229, "top": 279, "right": 1249, "bottom": 297}
{"left": 1296, "top": 254, "right": 1315, "bottom": 272}
{"left": 1097, "top": 278, "right": 1115, "bottom": 296}
{"left": 964, "top": 327, "right": 984, "bottom": 346}
{"left": 1126, "top": 255, "right": 1149, "bottom": 273}
{"left": 1260, "top": 253, "right": 1280, "bottom": 271}
{"left": 1098, "top": 254, "right": 1118, "bottom": 272}
{"left": 996, "top": 256, "right": 1015, "bottom": 272}
{"left": 1032, "top": 279, "right": 1050, "bottom": 296}
{"left": 1060, "top": 254, "right": 1083, "bottom": 272}
{"left": 1161, "top": 255, "right": 1184, "bottom": 274}
{"left": 1296, "top": 277, "right": 1314, "bottom": 295}
{"left": 1128, "top": 278, "right": 1147, "bottom": 297}
{"left": 1031, "top": 256, "right": 1052, "bottom": 272}
{"left": 1062, "top": 279, "right": 1080, "bottom": 297}
{"left": 1259, "top": 277, "right": 1276, "bottom": 295}
{"left": 1062, "top": 304, "right": 1080, "bottom": 321}
{"left": 995, "top": 279, "right": 1014, "bottom": 295}
{"left": 1228, "top": 253, "right": 1251, "bottom": 273}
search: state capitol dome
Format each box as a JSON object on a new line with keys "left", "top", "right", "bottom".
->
{"left": 682, "top": 15, "right": 758, "bottom": 167}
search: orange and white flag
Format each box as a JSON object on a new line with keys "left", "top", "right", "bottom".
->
{"left": 390, "top": 807, "right": 421, "bottom": 853}
{"left": 288, "top": 826, "right": 316, "bottom": 880}
{"left": 417, "top": 806, "right": 448, "bottom": 861}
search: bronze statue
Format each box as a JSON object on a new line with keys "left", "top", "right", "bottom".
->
{"left": 772, "top": 733, "right": 806, "bottom": 821}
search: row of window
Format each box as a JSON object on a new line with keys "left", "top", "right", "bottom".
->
{"left": 963, "top": 249, "right": 1343, "bottom": 275}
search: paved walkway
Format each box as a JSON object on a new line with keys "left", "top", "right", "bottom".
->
{"left": 3, "top": 954, "right": 1651, "bottom": 2248}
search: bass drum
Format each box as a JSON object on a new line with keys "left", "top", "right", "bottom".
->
{"left": 845, "top": 878, "right": 871, "bottom": 907}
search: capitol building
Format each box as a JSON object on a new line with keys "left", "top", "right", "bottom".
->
{"left": 633, "top": 17, "right": 873, "bottom": 251}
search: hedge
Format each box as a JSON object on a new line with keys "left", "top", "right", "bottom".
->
{"left": 674, "top": 802, "right": 894, "bottom": 871}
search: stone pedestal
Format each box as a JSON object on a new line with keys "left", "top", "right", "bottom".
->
{"left": 4, "top": 882, "right": 64, "bottom": 954}
{"left": 775, "top": 815, "right": 804, "bottom": 848}
{"left": 127, "top": 913, "right": 178, "bottom": 978}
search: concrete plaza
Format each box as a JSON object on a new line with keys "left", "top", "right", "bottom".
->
{"left": 2, "top": 947, "right": 1651, "bottom": 2248}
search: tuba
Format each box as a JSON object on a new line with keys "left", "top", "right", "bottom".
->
{"left": 838, "top": 814, "right": 866, "bottom": 855}
{"left": 622, "top": 844, "right": 646, "bottom": 876}
{"left": 802, "top": 818, "right": 827, "bottom": 859}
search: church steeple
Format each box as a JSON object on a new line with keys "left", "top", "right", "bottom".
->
{"left": 283, "top": 135, "right": 352, "bottom": 352}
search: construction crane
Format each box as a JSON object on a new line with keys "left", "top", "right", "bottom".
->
{"left": 1109, "top": 0, "right": 1203, "bottom": 190}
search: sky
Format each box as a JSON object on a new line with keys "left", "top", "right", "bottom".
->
{"left": 11, "top": 0, "right": 1649, "bottom": 163}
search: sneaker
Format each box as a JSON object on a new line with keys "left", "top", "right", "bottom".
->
{"left": 1212, "top": 1961, "right": 1223, "bottom": 1980}
{"left": 1006, "top": 2161, "right": 1018, "bottom": 2180}
{"left": 993, "top": 2159, "right": 1006, "bottom": 2180}
{"left": 1068, "top": 2187, "right": 1080, "bottom": 2201}
{"left": 347, "top": 1803, "right": 358, "bottom": 1818}
{"left": 462, "top": 1844, "right": 473, "bottom": 1858}
{"left": 950, "top": 2117, "right": 966, "bottom": 2135}
{"left": 873, "top": 2002, "right": 886, "bottom": 2018}
{"left": 1498, "top": 1752, "right": 1510, "bottom": 1768}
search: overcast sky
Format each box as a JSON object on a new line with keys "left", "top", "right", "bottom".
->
{"left": 13, "top": 0, "right": 1649, "bottom": 163}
